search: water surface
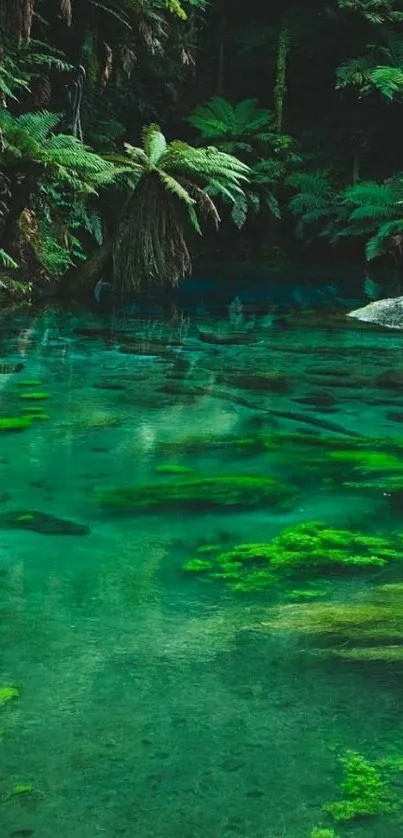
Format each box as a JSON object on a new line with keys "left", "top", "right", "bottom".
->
{"left": 1, "top": 300, "right": 403, "bottom": 838}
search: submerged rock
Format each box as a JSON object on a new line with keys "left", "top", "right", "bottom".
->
{"left": 94, "top": 475, "right": 296, "bottom": 514}
{"left": 293, "top": 393, "right": 338, "bottom": 408}
{"left": 0, "top": 362, "right": 24, "bottom": 374}
{"left": 348, "top": 297, "right": 403, "bottom": 329}
{"left": 0, "top": 511, "right": 90, "bottom": 535}
{"left": 375, "top": 370, "right": 403, "bottom": 389}
{"left": 198, "top": 330, "right": 255, "bottom": 345}
{"left": 227, "top": 373, "right": 290, "bottom": 394}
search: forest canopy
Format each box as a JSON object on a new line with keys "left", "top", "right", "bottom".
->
{"left": 1, "top": 0, "right": 403, "bottom": 297}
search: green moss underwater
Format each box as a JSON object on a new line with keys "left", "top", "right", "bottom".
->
{"left": 183, "top": 522, "right": 403, "bottom": 592}
{"left": 93, "top": 473, "right": 297, "bottom": 512}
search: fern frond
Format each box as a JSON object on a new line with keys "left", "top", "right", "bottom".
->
{"left": 343, "top": 181, "right": 398, "bottom": 206}
{"left": 231, "top": 193, "right": 248, "bottom": 228}
{"left": 336, "top": 57, "right": 374, "bottom": 89}
{"left": 366, "top": 220, "right": 403, "bottom": 259}
{"left": 186, "top": 97, "right": 273, "bottom": 140}
{"left": 264, "top": 192, "right": 281, "bottom": 219}
{"left": 10, "top": 111, "right": 61, "bottom": 142}
{"left": 180, "top": 180, "right": 221, "bottom": 228}
{"left": 141, "top": 123, "right": 167, "bottom": 165}
{"left": 370, "top": 65, "right": 403, "bottom": 98}
{"left": 158, "top": 171, "right": 196, "bottom": 208}
{"left": 348, "top": 203, "right": 396, "bottom": 220}
{"left": 0, "top": 249, "right": 18, "bottom": 269}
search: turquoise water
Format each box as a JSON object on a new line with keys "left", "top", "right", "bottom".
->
{"left": 1, "top": 303, "right": 403, "bottom": 837}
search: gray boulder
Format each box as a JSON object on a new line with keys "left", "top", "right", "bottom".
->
{"left": 348, "top": 297, "right": 403, "bottom": 329}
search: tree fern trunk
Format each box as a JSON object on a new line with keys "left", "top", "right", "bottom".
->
{"left": 274, "top": 19, "right": 290, "bottom": 133}
{"left": 0, "top": 0, "right": 35, "bottom": 44}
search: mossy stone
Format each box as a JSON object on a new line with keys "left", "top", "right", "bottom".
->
{"left": 329, "top": 450, "right": 403, "bottom": 473}
{"left": 0, "top": 686, "right": 19, "bottom": 707}
{"left": 184, "top": 559, "right": 215, "bottom": 572}
{"left": 94, "top": 475, "right": 295, "bottom": 513}
{"left": 183, "top": 522, "right": 402, "bottom": 592}
{"left": 0, "top": 417, "right": 32, "bottom": 431}
{"left": 20, "top": 392, "right": 49, "bottom": 401}
{"left": 266, "top": 582, "right": 403, "bottom": 661}
{"left": 0, "top": 511, "right": 90, "bottom": 535}
{"left": 324, "top": 751, "right": 399, "bottom": 822}
{"left": 11, "top": 785, "right": 34, "bottom": 796}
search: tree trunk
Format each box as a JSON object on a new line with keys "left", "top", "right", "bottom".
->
{"left": 353, "top": 152, "right": 360, "bottom": 184}
{"left": 216, "top": 13, "right": 226, "bottom": 95}
{"left": 64, "top": 239, "right": 113, "bottom": 296}
{"left": 0, "top": 0, "right": 36, "bottom": 45}
{"left": 0, "top": 171, "right": 36, "bottom": 256}
{"left": 274, "top": 19, "right": 290, "bottom": 133}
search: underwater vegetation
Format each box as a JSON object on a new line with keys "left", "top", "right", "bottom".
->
{"left": 310, "top": 830, "right": 337, "bottom": 838}
{"left": 19, "top": 392, "right": 50, "bottom": 401}
{"left": 327, "top": 449, "right": 403, "bottom": 472}
{"left": 0, "top": 417, "right": 33, "bottom": 431}
{"left": 264, "top": 583, "right": 403, "bottom": 661}
{"left": 0, "top": 686, "right": 19, "bottom": 707}
{"left": 183, "top": 522, "right": 402, "bottom": 592}
{"left": 154, "top": 463, "right": 195, "bottom": 475}
{"left": 324, "top": 751, "right": 401, "bottom": 822}
{"left": 93, "top": 475, "right": 296, "bottom": 513}
{"left": 10, "top": 785, "right": 34, "bottom": 797}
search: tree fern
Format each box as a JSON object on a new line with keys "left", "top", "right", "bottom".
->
{"left": 113, "top": 124, "right": 249, "bottom": 290}
{"left": 0, "top": 110, "right": 119, "bottom": 193}
{"left": 187, "top": 97, "right": 299, "bottom": 225}
{"left": 288, "top": 169, "right": 403, "bottom": 262}
{"left": 337, "top": 32, "right": 403, "bottom": 101}
{"left": 0, "top": 109, "right": 121, "bottom": 277}
{"left": 186, "top": 97, "right": 275, "bottom": 148}
{"left": 287, "top": 171, "right": 340, "bottom": 238}
{"left": 337, "top": 0, "right": 403, "bottom": 25}
{"left": 141, "top": 123, "right": 168, "bottom": 165}
{"left": 0, "top": 40, "right": 72, "bottom": 102}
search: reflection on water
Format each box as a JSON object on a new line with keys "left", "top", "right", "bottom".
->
{"left": 1, "top": 301, "right": 403, "bottom": 837}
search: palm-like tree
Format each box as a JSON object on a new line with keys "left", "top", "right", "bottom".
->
{"left": 111, "top": 123, "right": 249, "bottom": 289}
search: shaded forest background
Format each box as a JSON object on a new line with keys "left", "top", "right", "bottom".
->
{"left": 2, "top": 0, "right": 403, "bottom": 298}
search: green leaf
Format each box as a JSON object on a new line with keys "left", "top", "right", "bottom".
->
{"left": 0, "top": 250, "right": 19, "bottom": 270}
{"left": 142, "top": 124, "right": 167, "bottom": 165}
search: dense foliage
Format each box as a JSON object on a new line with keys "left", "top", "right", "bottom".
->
{"left": 3, "top": 0, "right": 403, "bottom": 296}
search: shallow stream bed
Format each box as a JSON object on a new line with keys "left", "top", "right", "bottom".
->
{"left": 1, "top": 300, "right": 403, "bottom": 837}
